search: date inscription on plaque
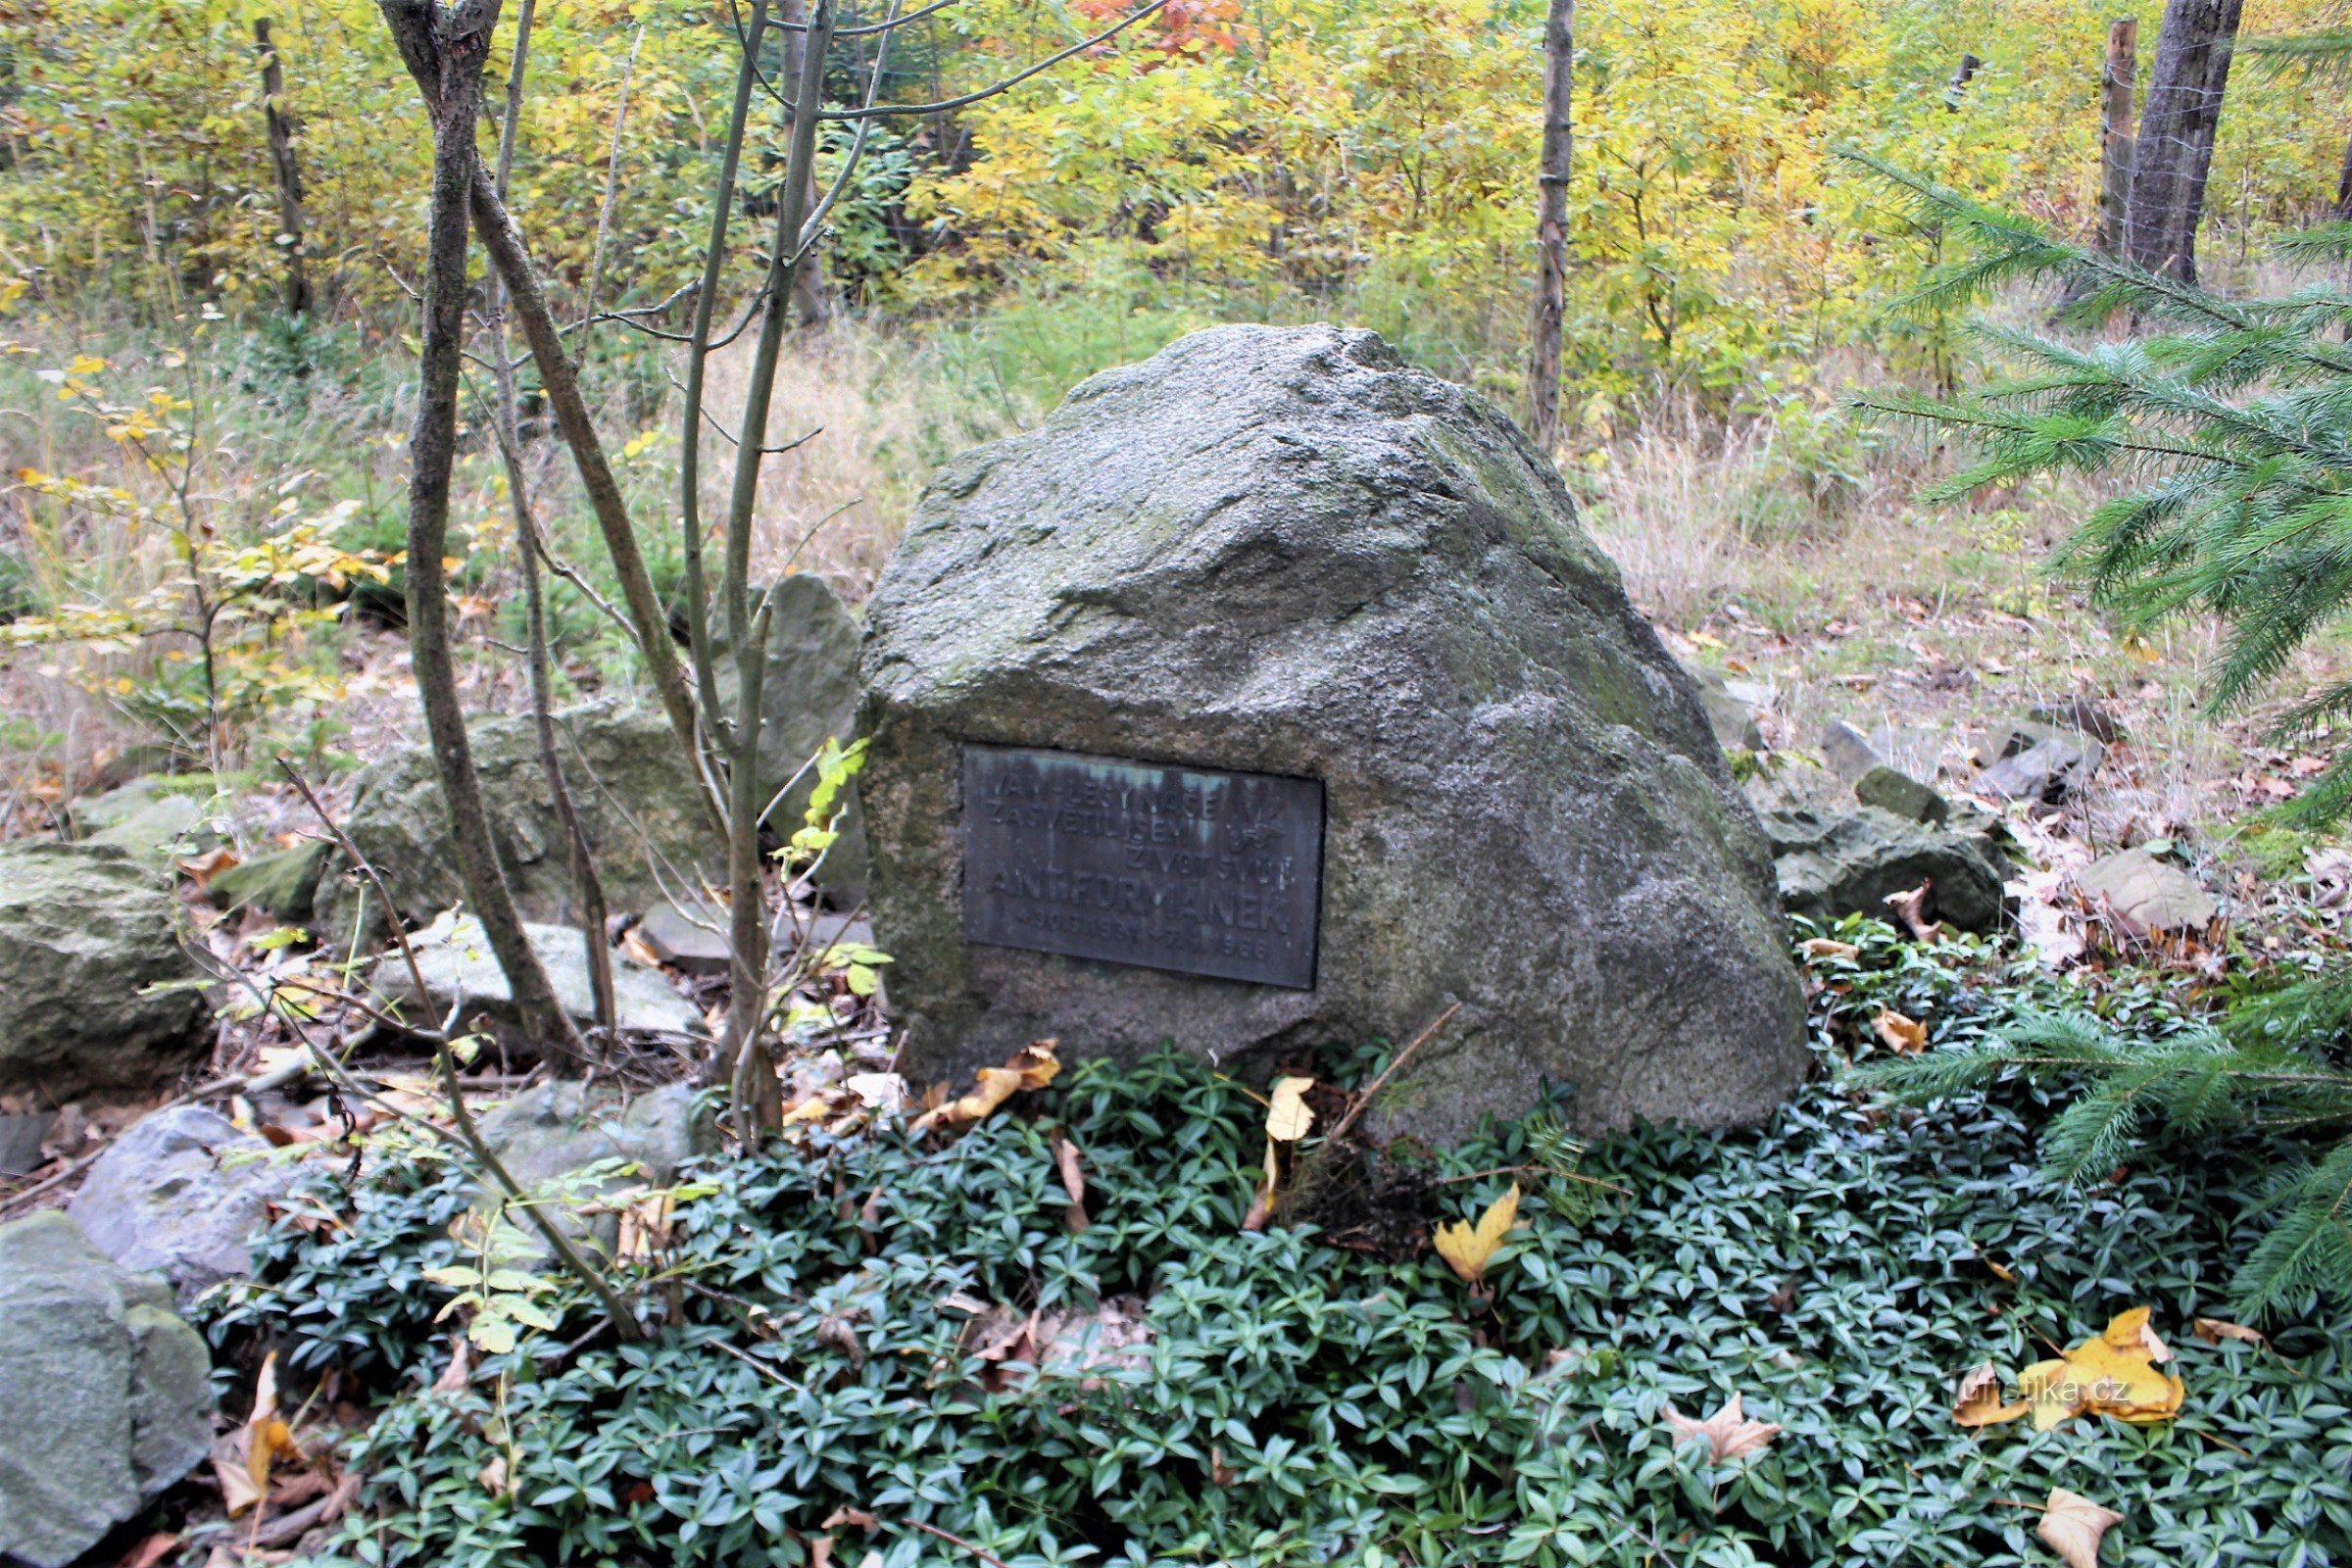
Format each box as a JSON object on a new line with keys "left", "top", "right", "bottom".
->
{"left": 962, "top": 744, "right": 1323, "bottom": 989}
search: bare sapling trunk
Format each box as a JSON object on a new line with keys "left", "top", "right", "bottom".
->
{"left": 488, "top": 0, "right": 617, "bottom": 1038}
{"left": 2128, "top": 0, "right": 2244, "bottom": 282}
{"left": 253, "top": 20, "right": 313, "bottom": 319}
{"left": 718, "top": 0, "right": 839, "bottom": 1136}
{"left": 1525, "top": 0, "right": 1572, "bottom": 457}
{"left": 2099, "top": 18, "right": 2137, "bottom": 257}
{"left": 376, "top": 0, "right": 586, "bottom": 1065}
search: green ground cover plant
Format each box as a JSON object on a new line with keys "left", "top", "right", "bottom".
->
{"left": 205, "top": 923, "right": 2352, "bottom": 1568}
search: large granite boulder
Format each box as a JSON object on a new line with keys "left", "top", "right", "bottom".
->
{"left": 858, "top": 324, "right": 1808, "bottom": 1139}
{"left": 0, "top": 1211, "right": 213, "bottom": 1567}
{"left": 1765, "top": 807, "right": 2008, "bottom": 932}
{"left": 69, "top": 1105, "right": 297, "bottom": 1304}
{"left": 0, "top": 842, "right": 210, "bottom": 1103}
{"left": 712, "top": 574, "right": 871, "bottom": 903}
{"left": 319, "top": 704, "right": 719, "bottom": 942}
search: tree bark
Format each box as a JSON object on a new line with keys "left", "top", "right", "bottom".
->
{"left": 1524, "top": 0, "right": 1572, "bottom": 457}
{"left": 780, "top": 0, "right": 834, "bottom": 328}
{"left": 375, "top": 0, "right": 585, "bottom": 1063}
{"left": 253, "top": 20, "right": 313, "bottom": 319}
{"left": 2127, "top": 0, "right": 2244, "bottom": 282}
{"left": 2098, "top": 18, "right": 2137, "bottom": 257}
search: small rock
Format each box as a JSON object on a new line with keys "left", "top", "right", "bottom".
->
{"left": 2075, "top": 848, "right": 2217, "bottom": 935}
{"left": 375, "top": 915, "right": 703, "bottom": 1037}
{"left": 635, "top": 899, "right": 731, "bottom": 976}
{"left": 1683, "top": 663, "right": 1766, "bottom": 754}
{"left": 68, "top": 1105, "right": 297, "bottom": 1304}
{"left": 0, "top": 1211, "right": 213, "bottom": 1568}
{"left": 0, "top": 842, "right": 211, "bottom": 1104}
{"left": 1765, "top": 807, "right": 2008, "bottom": 932}
{"left": 1853, "top": 764, "right": 1948, "bottom": 825}
{"left": 0, "top": 1110, "right": 56, "bottom": 1177}
{"left": 1975, "top": 720, "right": 2100, "bottom": 804}
{"left": 207, "top": 840, "right": 329, "bottom": 922}
{"left": 1820, "top": 721, "right": 1884, "bottom": 785}
{"left": 2031, "top": 695, "right": 2127, "bottom": 745}
{"left": 70, "top": 778, "right": 218, "bottom": 867}
{"left": 473, "top": 1081, "right": 713, "bottom": 1254}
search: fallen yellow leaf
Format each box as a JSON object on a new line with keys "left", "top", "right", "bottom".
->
{"left": 2018, "top": 1358, "right": 2083, "bottom": 1432}
{"left": 2037, "top": 1487, "right": 2125, "bottom": 1568}
{"left": 1265, "top": 1076, "right": 1316, "bottom": 1142}
{"left": 1952, "top": 1363, "right": 2028, "bottom": 1428}
{"left": 1873, "top": 1009, "right": 1927, "bottom": 1054}
{"left": 910, "top": 1040, "right": 1060, "bottom": 1135}
{"left": 1985, "top": 1307, "right": 2186, "bottom": 1435}
{"left": 1433, "top": 1183, "right": 1521, "bottom": 1284}
{"left": 2102, "top": 1305, "right": 2174, "bottom": 1364}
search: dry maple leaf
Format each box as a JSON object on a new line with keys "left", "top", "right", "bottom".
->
{"left": 2037, "top": 1487, "right": 2125, "bottom": 1568}
{"left": 1883, "top": 880, "right": 1942, "bottom": 941}
{"left": 2193, "top": 1316, "right": 2266, "bottom": 1348}
{"left": 2007, "top": 1306, "right": 2186, "bottom": 1433}
{"left": 1873, "top": 1009, "right": 1928, "bottom": 1055}
{"left": 1660, "top": 1393, "right": 1782, "bottom": 1462}
{"left": 1433, "top": 1182, "right": 1521, "bottom": 1284}
{"left": 1265, "top": 1076, "right": 1316, "bottom": 1142}
{"left": 909, "top": 1040, "right": 1060, "bottom": 1135}
{"left": 1951, "top": 1363, "right": 2028, "bottom": 1428}
{"left": 2103, "top": 1305, "right": 2173, "bottom": 1364}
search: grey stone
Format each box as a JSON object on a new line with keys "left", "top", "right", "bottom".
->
{"left": 2075, "top": 847, "right": 2218, "bottom": 934}
{"left": 715, "top": 574, "right": 870, "bottom": 904}
{"left": 1853, "top": 764, "right": 1947, "bottom": 825}
{"left": 1820, "top": 720, "right": 1883, "bottom": 785}
{"left": 0, "top": 1211, "right": 212, "bottom": 1568}
{"left": 0, "top": 842, "right": 210, "bottom": 1104}
{"left": 69, "top": 1105, "right": 296, "bottom": 1304}
{"left": 319, "top": 703, "right": 718, "bottom": 943}
{"left": 0, "top": 1112, "right": 55, "bottom": 1177}
{"left": 208, "top": 840, "right": 329, "bottom": 922}
{"left": 1765, "top": 807, "right": 2008, "bottom": 932}
{"left": 473, "top": 1081, "right": 712, "bottom": 1253}
{"left": 2031, "top": 695, "right": 2127, "bottom": 745}
{"left": 636, "top": 899, "right": 732, "bottom": 976}
{"left": 1975, "top": 720, "right": 2100, "bottom": 804}
{"left": 1683, "top": 663, "right": 1765, "bottom": 754}
{"left": 373, "top": 916, "right": 702, "bottom": 1037}
{"left": 858, "top": 323, "right": 1808, "bottom": 1140}
{"left": 70, "top": 778, "right": 217, "bottom": 867}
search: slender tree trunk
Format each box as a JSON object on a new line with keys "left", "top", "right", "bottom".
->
{"left": 377, "top": 0, "right": 584, "bottom": 1064}
{"left": 490, "top": 0, "right": 615, "bottom": 1040}
{"left": 2336, "top": 132, "right": 2352, "bottom": 220}
{"left": 780, "top": 0, "right": 834, "bottom": 328}
{"left": 719, "top": 0, "right": 836, "bottom": 1135}
{"left": 1524, "top": 0, "right": 1572, "bottom": 457}
{"left": 253, "top": 20, "right": 313, "bottom": 319}
{"left": 2127, "top": 0, "right": 2243, "bottom": 283}
{"left": 2098, "top": 18, "right": 2137, "bottom": 257}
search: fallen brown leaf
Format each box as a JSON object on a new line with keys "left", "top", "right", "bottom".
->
{"left": 909, "top": 1040, "right": 1060, "bottom": 1136}
{"left": 2037, "top": 1487, "right": 2125, "bottom": 1568}
{"left": 1873, "top": 1009, "right": 1928, "bottom": 1055}
{"left": 1884, "top": 880, "right": 1942, "bottom": 941}
{"left": 1265, "top": 1076, "right": 1316, "bottom": 1142}
{"left": 1951, "top": 1363, "right": 2028, "bottom": 1428}
{"left": 1800, "top": 938, "right": 1860, "bottom": 960}
{"left": 180, "top": 847, "right": 239, "bottom": 891}
{"left": 1055, "top": 1137, "right": 1089, "bottom": 1235}
{"left": 2192, "top": 1316, "right": 2267, "bottom": 1348}
{"left": 115, "top": 1533, "right": 179, "bottom": 1568}
{"left": 1660, "top": 1393, "right": 1782, "bottom": 1462}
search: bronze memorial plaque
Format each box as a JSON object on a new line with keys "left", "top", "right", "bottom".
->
{"left": 962, "top": 744, "right": 1323, "bottom": 989}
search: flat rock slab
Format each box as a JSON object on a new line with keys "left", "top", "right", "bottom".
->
{"left": 0, "top": 1211, "right": 213, "bottom": 1568}
{"left": 375, "top": 916, "right": 702, "bottom": 1037}
{"left": 2075, "top": 848, "right": 2217, "bottom": 934}
{"left": 474, "top": 1081, "right": 711, "bottom": 1254}
{"left": 69, "top": 1105, "right": 297, "bottom": 1304}
{"left": 858, "top": 324, "right": 1807, "bottom": 1140}
{"left": 0, "top": 842, "right": 210, "bottom": 1104}
{"left": 638, "top": 899, "right": 872, "bottom": 977}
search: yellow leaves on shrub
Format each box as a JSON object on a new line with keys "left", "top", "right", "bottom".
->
{"left": 909, "top": 1039, "right": 1059, "bottom": 1136}
{"left": 2037, "top": 1487, "right": 2125, "bottom": 1568}
{"left": 1660, "top": 1393, "right": 1782, "bottom": 1462}
{"left": 1954, "top": 1306, "right": 2185, "bottom": 1434}
{"left": 1433, "top": 1182, "right": 1520, "bottom": 1284}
